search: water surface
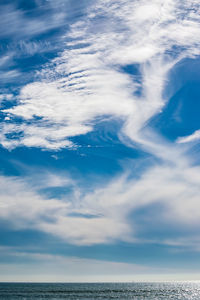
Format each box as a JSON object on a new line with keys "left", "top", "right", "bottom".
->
{"left": 0, "top": 282, "right": 200, "bottom": 299}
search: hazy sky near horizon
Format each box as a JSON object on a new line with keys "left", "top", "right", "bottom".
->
{"left": 1, "top": 0, "right": 200, "bottom": 281}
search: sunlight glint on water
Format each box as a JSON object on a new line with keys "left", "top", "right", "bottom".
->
{"left": 1, "top": 282, "right": 200, "bottom": 299}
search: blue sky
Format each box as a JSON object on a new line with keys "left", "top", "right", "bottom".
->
{"left": 1, "top": 0, "right": 200, "bottom": 282}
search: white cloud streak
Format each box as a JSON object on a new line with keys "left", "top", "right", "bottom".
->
{"left": 177, "top": 130, "right": 200, "bottom": 144}
{"left": 0, "top": 248, "right": 166, "bottom": 282}
{"left": 0, "top": 3, "right": 67, "bottom": 39}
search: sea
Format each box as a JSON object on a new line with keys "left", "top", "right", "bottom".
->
{"left": 0, "top": 282, "right": 200, "bottom": 299}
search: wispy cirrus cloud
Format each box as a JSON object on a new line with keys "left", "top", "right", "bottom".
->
{"left": 0, "top": 3, "right": 66, "bottom": 40}
{"left": 177, "top": 130, "right": 200, "bottom": 144}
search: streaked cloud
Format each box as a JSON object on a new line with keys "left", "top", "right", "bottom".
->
{"left": 177, "top": 130, "right": 200, "bottom": 144}
{"left": 0, "top": 3, "right": 67, "bottom": 39}
{"left": 0, "top": 248, "right": 163, "bottom": 282}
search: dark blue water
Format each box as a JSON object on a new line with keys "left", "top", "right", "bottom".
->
{"left": 0, "top": 282, "right": 200, "bottom": 299}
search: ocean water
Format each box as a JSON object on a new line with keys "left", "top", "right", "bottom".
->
{"left": 0, "top": 282, "right": 200, "bottom": 299}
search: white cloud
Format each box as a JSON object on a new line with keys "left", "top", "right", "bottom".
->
{"left": 0, "top": 249, "right": 162, "bottom": 282}
{"left": 0, "top": 54, "right": 14, "bottom": 67}
{"left": 0, "top": 153, "right": 200, "bottom": 246}
{"left": 177, "top": 130, "right": 200, "bottom": 144}
{"left": 0, "top": 173, "right": 132, "bottom": 245}
{"left": 0, "top": 94, "right": 13, "bottom": 104}
{"left": 17, "top": 40, "right": 52, "bottom": 56}
{"left": 82, "top": 159, "right": 200, "bottom": 227}
{"left": 0, "top": 3, "right": 67, "bottom": 39}
{"left": 0, "top": 70, "right": 21, "bottom": 83}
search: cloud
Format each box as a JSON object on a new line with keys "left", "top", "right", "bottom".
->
{"left": 83, "top": 158, "right": 200, "bottom": 227}
{"left": 0, "top": 3, "right": 67, "bottom": 39}
{"left": 0, "top": 94, "right": 13, "bottom": 102}
{"left": 177, "top": 130, "right": 200, "bottom": 144}
{"left": 0, "top": 248, "right": 162, "bottom": 282}
{"left": 0, "top": 173, "right": 132, "bottom": 245}
{"left": 0, "top": 54, "right": 14, "bottom": 68}
{"left": 0, "top": 70, "right": 21, "bottom": 83}
{"left": 17, "top": 40, "right": 52, "bottom": 56}
{"left": 0, "top": 151, "right": 200, "bottom": 246}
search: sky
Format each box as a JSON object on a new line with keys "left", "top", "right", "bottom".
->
{"left": 0, "top": 0, "right": 200, "bottom": 282}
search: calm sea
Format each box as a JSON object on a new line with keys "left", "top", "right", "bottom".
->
{"left": 0, "top": 282, "right": 200, "bottom": 299}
